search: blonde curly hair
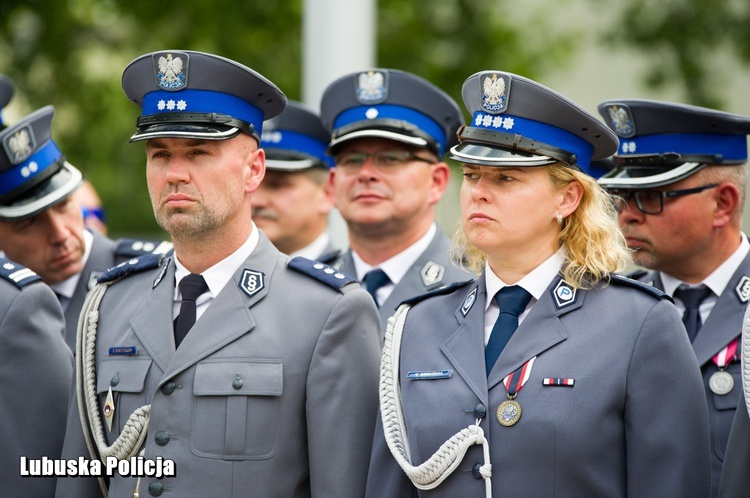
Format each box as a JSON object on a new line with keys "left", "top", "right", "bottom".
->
{"left": 452, "top": 163, "right": 631, "bottom": 289}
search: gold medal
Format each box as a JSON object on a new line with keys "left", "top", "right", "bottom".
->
{"left": 709, "top": 370, "right": 734, "bottom": 396}
{"left": 103, "top": 386, "right": 115, "bottom": 432}
{"left": 496, "top": 399, "right": 522, "bottom": 426}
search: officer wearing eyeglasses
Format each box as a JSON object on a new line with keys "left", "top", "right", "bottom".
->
{"left": 321, "top": 69, "right": 475, "bottom": 331}
{"left": 597, "top": 99, "right": 750, "bottom": 498}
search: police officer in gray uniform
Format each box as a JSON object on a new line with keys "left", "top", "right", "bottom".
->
{"left": 253, "top": 100, "right": 339, "bottom": 264}
{"left": 0, "top": 259, "right": 72, "bottom": 498}
{"left": 366, "top": 71, "right": 710, "bottom": 497}
{"left": 56, "top": 50, "right": 381, "bottom": 498}
{"left": 597, "top": 100, "right": 750, "bottom": 497}
{"left": 0, "top": 106, "right": 172, "bottom": 353}
{"left": 320, "top": 69, "right": 474, "bottom": 330}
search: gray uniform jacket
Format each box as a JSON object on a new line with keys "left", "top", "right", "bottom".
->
{"left": 634, "top": 251, "right": 750, "bottom": 497}
{"left": 334, "top": 228, "right": 475, "bottom": 331}
{"left": 718, "top": 391, "right": 750, "bottom": 497}
{"left": 365, "top": 274, "right": 711, "bottom": 497}
{"left": 0, "top": 260, "right": 72, "bottom": 498}
{"left": 56, "top": 233, "right": 382, "bottom": 498}
{"left": 64, "top": 230, "right": 173, "bottom": 352}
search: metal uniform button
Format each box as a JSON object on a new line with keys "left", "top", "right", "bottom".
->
{"left": 161, "top": 381, "right": 176, "bottom": 395}
{"left": 232, "top": 373, "right": 243, "bottom": 390}
{"left": 110, "top": 374, "right": 120, "bottom": 387}
{"left": 148, "top": 481, "right": 164, "bottom": 496}
{"left": 472, "top": 463, "right": 483, "bottom": 480}
{"left": 155, "top": 431, "right": 170, "bottom": 446}
{"left": 473, "top": 404, "right": 486, "bottom": 419}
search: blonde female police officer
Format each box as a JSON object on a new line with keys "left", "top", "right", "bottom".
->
{"left": 365, "top": 71, "right": 711, "bottom": 497}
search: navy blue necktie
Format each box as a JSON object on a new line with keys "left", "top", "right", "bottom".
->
{"left": 485, "top": 285, "right": 533, "bottom": 376}
{"left": 174, "top": 274, "right": 208, "bottom": 348}
{"left": 674, "top": 286, "right": 712, "bottom": 342}
{"left": 364, "top": 269, "right": 390, "bottom": 307}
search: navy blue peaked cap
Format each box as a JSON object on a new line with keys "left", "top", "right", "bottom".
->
{"left": 122, "top": 50, "right": 287, "bottom": 144}
{"left": 0, "top": 106, "right": 83, "bottom": 222}
{"left": 320, "top": 69, "right": 462, "bottom": 157}
{"left": 260, "top": 100, "right": 333, "bottom": 170}
{"left": 449, "top": 71, "right": 618, "bottom": 174}
{"left": 597, "top": 99, "right": 750, "bottom": 188}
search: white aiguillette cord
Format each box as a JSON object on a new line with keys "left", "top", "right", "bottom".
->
{"left": 379, "top": 304, "right": 493, "bottom": 498}
{"left": 742, "top": 305, "right": 750, "bottom": 418}
{"left": 76, "top": 281, "right": 151, "bottom": 497}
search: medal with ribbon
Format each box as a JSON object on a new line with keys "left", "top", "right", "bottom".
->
{"left": 496, "top": 356, "right": 536, "bottom": 426}
{"left": 709, "top": 338, "right": 740, "bottom": 396}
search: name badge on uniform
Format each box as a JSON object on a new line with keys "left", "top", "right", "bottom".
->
{"left": 109, "top": 346, "right": 137, "bottom": 356}
{"left": 407, "top": 370, "right": 453, "bottom": 380}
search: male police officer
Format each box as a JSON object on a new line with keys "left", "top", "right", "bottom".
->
{"left": 253, "top": 100, "right": 338, "bottom": 263}
{"left": 321, "top": 69, "right": 474, "bottom": 330}
{"left": 0, "top": 260, "right": 72, "bottom": 498}
{"left": 0, "top": 74, "right": 73, "bottom": 498}
{"left": 56, "top": 50, "right": 381, "bottom": 498}
{"left": 0, "top": 106, "right": 172, "bottom": 353}
{"left": 597, "top": 99, "right": 750, "bottom": 497}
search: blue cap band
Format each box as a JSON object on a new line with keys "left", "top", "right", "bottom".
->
{"left": 333, "top": 104, "right": 446, "bottom": 155}
{"left": 142, "top": 89, "right": 265, "bottom": 134}
{"left": 471, "top": 111, "right": 595, "bottom": 170}
{"left": 616, "top": 133, "right": 748, "bottom": 161}
{"left": 0, "top": 140, "right": 61, "bottom": 196}
{"left": 261, "top": 129, "right": 334, "bottom": 167}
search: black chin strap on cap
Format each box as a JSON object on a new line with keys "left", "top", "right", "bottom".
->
{"left": 613, "top": 152, "right": 729, "bottom": 166}
{"left": 134, "top": 112, "right": 257, "bottom": 141}
{"left": 456, "top": 125, "right": 578, "bottom": 166}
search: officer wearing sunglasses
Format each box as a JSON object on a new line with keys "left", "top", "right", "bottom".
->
{"left": 596, "top": 99, "right": 750, "bottom": 498}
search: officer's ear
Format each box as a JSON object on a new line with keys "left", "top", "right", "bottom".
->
{"left": 557, "top": 179, "right": 583, "bottom": 219}
{"left": 245, "top": 144, "right": 266, "bottom": 194}
{"left": 712, "top": 182, "right": 740, "bottom": 228}
{"left": 427, "top": 161, "right": 450, "bottom": 206}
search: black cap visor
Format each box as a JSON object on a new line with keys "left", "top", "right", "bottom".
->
{"left": 327, "top": 118, "right": 437, "bottom": 156}
{"left": 598, "top": 162, "right": 706, "bottom": 189}
{"left": 130, "top": 112, "right": 256, "bottom": 143}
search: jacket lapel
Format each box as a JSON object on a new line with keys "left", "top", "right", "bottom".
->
{"left": 130, "top": 257, "right": 178, "bottom": 373}
{"left": 692, "top": 255, "right": 750, "bottom": 365}
{"left": 488, "top": 277, "right": 579, "bottom": 389}
{"left": 440, "top": 282, "right": 489, "bottom": 406}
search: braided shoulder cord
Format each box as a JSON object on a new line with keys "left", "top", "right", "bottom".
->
{"left": 75, "top": 282, "right": 151, "bottom": 497}
{"left": 379, "top": 304, "right": 492, "bottom": 497}
{"left": 742, "top": 304, "right": 750, "bottom": 419}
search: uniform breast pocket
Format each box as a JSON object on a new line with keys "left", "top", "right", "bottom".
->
{"left": 96, "top": 358, "right": 152, "bottom": 436}
{"left": 191, "top": 359, "right": 283, "bottom": 460}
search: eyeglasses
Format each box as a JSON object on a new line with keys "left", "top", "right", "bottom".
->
{"left": 333, "top": 150, "right": 436, "bottom": 173}
{"left": 608, "top": 184, "right": 719, "bottom": 215}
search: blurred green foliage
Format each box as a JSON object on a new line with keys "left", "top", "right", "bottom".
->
{"left": 604, "top": 0, "right": 750, "bottom": 109}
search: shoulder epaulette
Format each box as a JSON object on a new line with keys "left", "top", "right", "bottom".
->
{"left": 98, "top": 253, "right": 165, "bottom": 284}
{"left": 0, "top": 258, "right": 41, "bottom": 289}
{"left": 610, "top": 273, "right": 672, "bottom": 302}
{"left": 401, "top": 279, "right": 475, "bottom": 307}
{"left": 115, "top": 238, "right": 174, "bottom": 258}
{"left": 625, "top": 268, "right": 650, "bottom": 281}
{"left": 288, "top": 256, "right": 356, "bottom": 291}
